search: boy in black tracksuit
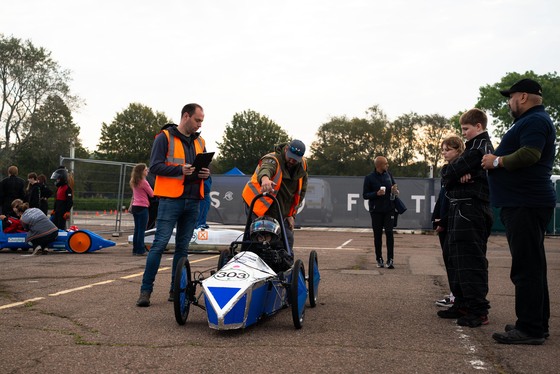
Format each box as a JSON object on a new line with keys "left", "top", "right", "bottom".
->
{"left": 437, "top": 108, "right": 494, "bottom": 328}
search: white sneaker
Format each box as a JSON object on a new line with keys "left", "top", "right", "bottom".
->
{"left": 31, "top": 246, "right": 42, "bottom": 255}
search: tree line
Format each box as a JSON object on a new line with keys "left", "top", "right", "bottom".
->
{"left": 2, "top": 34, "right": 560, "bottom": 185}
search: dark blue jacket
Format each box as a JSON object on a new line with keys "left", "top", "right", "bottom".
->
{"left": 363, "top": 170, "right": 395, "bottom": 213}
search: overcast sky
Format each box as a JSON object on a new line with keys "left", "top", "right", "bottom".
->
{"left": 2, "top": 0, "right": 559, "bottom": 156}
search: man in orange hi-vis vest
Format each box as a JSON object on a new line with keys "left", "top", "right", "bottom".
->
{"left": 137, "top": 103, "right": 211, "bottom": 308}
{"left": 242, "top": 139, "right": 308, "bottom": 250}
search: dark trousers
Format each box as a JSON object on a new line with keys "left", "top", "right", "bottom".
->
{"left": 29, "top": 230, "right": 59, "bottom": 248}
{"left": 501, "top": 207, "right": 552, "bottom": 338}
{"left": 445, "top": 199, "right": 492, "bottom": 315}
{"left": 438, "top": 231, "right": 452, "bottom": 290}
{"left": 370, "top": 211, "right": 394, "bottom": 261}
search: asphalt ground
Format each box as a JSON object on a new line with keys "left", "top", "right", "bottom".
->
{"left": 0, "top": 225, "right": 559, "bottom": 374}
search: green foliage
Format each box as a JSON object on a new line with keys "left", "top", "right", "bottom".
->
{"left": 216, "top": 110, "right": 290, "bottom": 174}
{"left": 95, "top": 103, "right": 170, "bottom": 164}
{"left": 0, "top": 34, "right": 75, "bottom": 162}
{"left": 309, "top": 106, "right": 455, "bottom": 177}
{"left": 12, "top": 95, "right": 86, "bottom": 177}
{"left": 309, "top": 105, "right": 390, "bottom": 176}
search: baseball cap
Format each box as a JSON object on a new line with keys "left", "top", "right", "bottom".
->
{"left": 286, "top": 139, "right": 306, "bottom": 162}
{"left": 499, "top": 78, "right": 542, "bottom": 97}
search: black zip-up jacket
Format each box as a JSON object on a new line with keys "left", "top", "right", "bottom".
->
{"left": 441, "top": 131, "right": 493, "bottom": 202}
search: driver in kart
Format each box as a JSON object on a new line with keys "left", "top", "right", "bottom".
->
{"left": 249, "top": 216, "right": 293, "bottom": 273}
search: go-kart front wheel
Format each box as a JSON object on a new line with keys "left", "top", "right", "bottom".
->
{"left": 308, "top": 250, "right": 320, "bottom": 307}
{"left": 68, "top": 231, "right": 92, "bottom": 253}
{"left": 173, "top": 256, "right": 193, "bottom": 325}
{"left": 290, "top": 259, "right": 306, "bottom": 329}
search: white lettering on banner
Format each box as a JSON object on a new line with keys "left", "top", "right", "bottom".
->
{"left": 410, "top": 195, "right": 425, "bottom": 213}
{"left": 343, "top": 193, "right": 436, "bottom": 214}
{"left": 347, "top": 193, "right": 360, "bottom": 211}
{"left": 210, "top": 191, "right": 220, "bottom": 208}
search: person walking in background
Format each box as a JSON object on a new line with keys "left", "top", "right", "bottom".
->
{"left": 0, "top": 166, "right": 26, "bottom": 215}
{"left": 482, "top": 78, "right": 556, "bottom": 345}
{"left": 12, "top": 199, "right": 59, "bottom": 255}
{"left": 432, "top": 136, "right": 465, "bottom": 307}
{"left": 130, "top": 163, "right": 154, "bottom": 256}
{"left": 196, "top": 175, "right": 212, "bottom": 229}
{"left": 242, "top": 139, "right": 308, "bottom": 251}
{"left": 437, "top": 108, "right": 493, "bottom": 328}
{"left": 37, "top": 174, "right": 53, "bottom": 215}
{"left": 51, "top": 166, "right": 73, "bottom": 230}
{"left": 25, "top": 173, "right": 42, "bottom": 210}
{"left": 136, "top": 103, "right": 210, "bottom": 307}
{"left": 363, "top": 156, "right": 399, "bottom": 269}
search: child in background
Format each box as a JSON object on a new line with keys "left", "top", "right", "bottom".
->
{"left": 432, "top": 135, "right": 465, "bottom": 307}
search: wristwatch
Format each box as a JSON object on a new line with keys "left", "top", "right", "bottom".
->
{"left": 493, "top": 157, "right": 500, "bottom": 168}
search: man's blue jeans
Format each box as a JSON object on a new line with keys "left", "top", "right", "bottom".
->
{"left": 140, "top": 197, "right": 199, "bottom": 293}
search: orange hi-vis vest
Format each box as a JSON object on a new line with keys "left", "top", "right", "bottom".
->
{"left": 242, "top": 153, "right": 307, "bottom": 217}
{"left": 153, "top": 129, "right": 205, "bottom": 198}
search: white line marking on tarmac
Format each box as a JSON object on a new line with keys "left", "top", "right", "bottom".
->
{"left": 336, "top": 239, "right": 353, "bottom": 249}
{"left": 456, "top": 326, "right": 488, "bottom": 370}
{"left": 0, "top": 297, "right": 45, "bottom": 310}
{"left": 0, "top": 255, "right": 219, "bottom": 310}
{"left": 49, "top": 280, "right": 116, "bottom": 296}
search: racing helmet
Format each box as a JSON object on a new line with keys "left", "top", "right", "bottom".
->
{"left": 51, "top": 167, "right": 68, "bottom": 186}
{"left": 250, "top": 216, "right": 281, "bottom": 241}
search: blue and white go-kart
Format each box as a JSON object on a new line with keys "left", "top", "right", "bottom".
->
{"left": 0, "top": 229, "right": 116, "bottom": 253}
{"left": 173, "top": 193, "right": 321, "bottom": 330}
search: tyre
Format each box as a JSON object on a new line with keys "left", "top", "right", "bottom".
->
{"left": 67, "top": 231, "right": 92, "bottom": 253}
{"left": 173, "top": 256, "right": 192, "bottom": 325}
{"left": 290, "top": 259, "right": 306, "bottom": 329}
{"left": 308, "top": 250, "right": 320, "bottom": 307}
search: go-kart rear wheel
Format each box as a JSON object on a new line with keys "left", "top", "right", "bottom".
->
{"left": 290, "top": 259, "right": 306, "bottom": 329}
{"left": 308, "top": 250, "right": 320, "bottom": 307}
{"left": 68, "top": 231, "right": 92, "bottom": 253}
{"left": 173, "top": 256, "right": 192, "bottom": 325}
{"left": 217, "top": 250, "right": 232, "bottom": 271}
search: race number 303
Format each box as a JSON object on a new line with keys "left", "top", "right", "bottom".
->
{"left": 214, "top": 270, "right": 249, "bottom": 281}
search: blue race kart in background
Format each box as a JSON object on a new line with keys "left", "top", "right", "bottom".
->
{"left": 0, "top": 229, "right": 116, "bottom": 253}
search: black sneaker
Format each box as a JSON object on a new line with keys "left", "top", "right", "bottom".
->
{"left": 386, "top": 259, "right": 394, "bottom": 269}
{"left": 505, "top": 324, "right": 549, "bottom": 339}
{"left": 492, "top": 328, "right": 545, "bottom": 345}
{"left": 136, "top": 291, "right": 151, "bottom": 307}
{"left": 457, "top": 314, "right": 489, "bottom": 328}
{"left": 437, "top": 306, "right": 466, "bottom": 319}
{"left": 168, "top": 291, "right": 174, "bottom": 302}
{"left": 376, "top": 258, "right": 384, "bottom": 268}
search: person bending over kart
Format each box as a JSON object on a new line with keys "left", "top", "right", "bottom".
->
{"left": 12, "top": 199, "right": 59, "bottom": 255}
{"left": 249, "top": 216, "right": 293, "bottom": 273}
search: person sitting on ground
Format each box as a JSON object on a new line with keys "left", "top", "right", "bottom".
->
{"left": 12, "top": 199, "right": 59, "bottom": 255}
{"left": 248, "top": 216, "right": 293, "bottom": 273}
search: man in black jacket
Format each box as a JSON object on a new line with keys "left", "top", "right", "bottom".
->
{"left": 362, "top": 156, "right": 399, "bottom": 269}
{"left": 0, "top": 166, "right": 25, "bottom": 215}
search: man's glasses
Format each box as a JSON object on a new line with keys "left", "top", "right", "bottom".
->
{"left": 290, "top": 146, "right": 304, "bottom": 157}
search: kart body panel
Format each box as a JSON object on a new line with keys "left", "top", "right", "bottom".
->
{"left": 127, "top": 227, "right": 244, "bottom": 252}
{"left": 202, "top": 251, "right": 291, "bottom": 330}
